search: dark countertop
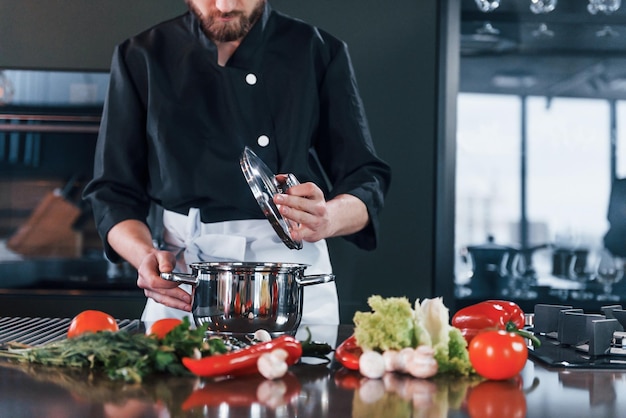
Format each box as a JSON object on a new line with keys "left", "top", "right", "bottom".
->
{"left": 2, "top": 323, "right": 626, "bottom": 418}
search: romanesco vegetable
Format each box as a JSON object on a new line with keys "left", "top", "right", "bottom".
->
{"left": 434, "top": 327, "right": 474, "bottom": 376}
{"left": 353, "top": 295, "right": 417, "bottom": 351}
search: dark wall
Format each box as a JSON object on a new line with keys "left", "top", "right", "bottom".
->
{"left": 0, "top": 0, "right": 187, "bottom": 70}
{"left": 0, "top": 0, "right": 450, "bottom": 323}
{"left": 270, "top": 1, "right": 444, "bottom": 321}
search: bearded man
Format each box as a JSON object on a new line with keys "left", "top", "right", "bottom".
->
{"left": 83, "top": 0, "right": 391, "bottom": 329}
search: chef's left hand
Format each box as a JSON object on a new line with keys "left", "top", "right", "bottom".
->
{"left": 274, "top": 177, "right": 331, "bottom": 243}
{"left": 273, "top": 174, "right": 369, "bottom": 242}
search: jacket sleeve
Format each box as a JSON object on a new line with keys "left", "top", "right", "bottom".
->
{"left": 82, "top": 43, "right": 152, "bottom": 262}
{"left": 314, "top": 40, "right": 391, "bottom": 250}
{"left": 604, "top": 179, "right": 626, "bottom": 257}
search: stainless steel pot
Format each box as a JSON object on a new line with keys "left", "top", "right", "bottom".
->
{"left": 161, "top": 262, "right": 334, "bottom": 336}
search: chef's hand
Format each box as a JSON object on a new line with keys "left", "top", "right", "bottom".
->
{"left": 107, "top": 219, "right": 193, "bottom": 312}
{"left": 136, "top": 249, "right": 193, "bottom": 312}
{"left": 273, "top": 175, "right": 369, "bottom": 243}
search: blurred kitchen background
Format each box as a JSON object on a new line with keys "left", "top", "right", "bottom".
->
{"left": 455, "top": 0, "right": 626, "bottom": 310}
{"left": 3, "top": 0, "right": 626, "bottom": 320}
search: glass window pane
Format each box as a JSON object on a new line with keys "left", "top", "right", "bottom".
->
{"left": 456, "top": 94, "right": 613, "bottom": 298}
{"left": 456, "top": 93, "right": 521, "bottom": 248}
{"left": 526, "top": 97, "right": 610, "bottom": 252}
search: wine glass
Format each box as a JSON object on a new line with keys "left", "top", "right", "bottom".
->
{"left": 588, "top": 0, "right": 621, "bottom": 15}
{"left": 594, "top": 249, "right": 624, "bottom": 302}
{"left": 475, "top": 0, "right": 499, "bottom": 12}
{"left": 474, "top": 0, "right": 501, "bottom": 35}
{"left": 567, "top": 251, "right": 594, "bottom": 300}
{"left": 506, "top": 252, "right": 538, "bottom": 299}
{"left": 588, "top": 0, "right": 621, "bottom": 37}
{"left": 530, "top": 0, "right": 557, "bottom": 38}
{"left": 455, "top": 246, "right": 473, "bottom": 298}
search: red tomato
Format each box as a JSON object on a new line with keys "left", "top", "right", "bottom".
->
{"left": 67, "top": 310, "right": 119, "bottom": 338}
{"left": 146, "top": 318, "right": 183, "bottom": 339}
{"left": 466, "top": 378, "right": 527, "bottom": 418}
{"left": 468, "top": 330, "right": 528, "bottom": 380}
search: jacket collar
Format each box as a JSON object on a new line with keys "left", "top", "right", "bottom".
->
{"left": 186, "top": 1, "right": 273, "bottom": 68}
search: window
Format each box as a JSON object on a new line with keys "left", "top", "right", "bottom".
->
{"left": 456, "top": 93, "right": 619, "bottom": 299}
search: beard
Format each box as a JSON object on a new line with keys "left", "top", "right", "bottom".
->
{"left": 187, "top": 0, "right": 266, "bottom": 42}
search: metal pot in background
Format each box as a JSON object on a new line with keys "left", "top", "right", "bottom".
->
{"left": 466, "top": 235, "right": 550, "bottom": 298}
{"left": 161, "top": 262, "right": 334, "bottom": 336}
{"left": 466, "top": 236, "right": 518, "bottom": 297}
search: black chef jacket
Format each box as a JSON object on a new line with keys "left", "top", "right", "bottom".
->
{"left": 83, "top": 2, "right": 391, "bottom": 262}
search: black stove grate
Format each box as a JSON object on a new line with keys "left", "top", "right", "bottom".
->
{"left": 0, "top": 317, "right": 140, "bottom": 347}
{"left": 528, "top": 304, "right": 626, "bottom": 369}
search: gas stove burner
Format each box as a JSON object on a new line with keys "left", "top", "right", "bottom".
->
{"left": 0, "top": 317, "right": 140, "bottom": 347}
{"left": 528, "top": 303, "right": 626, "bottom": 369}
{"left": 610, "top": 331, "right": 626, "bottom": 355}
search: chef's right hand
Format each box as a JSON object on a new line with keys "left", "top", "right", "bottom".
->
{"left": 136, "top": 249, "right": 193, "bottom": 312}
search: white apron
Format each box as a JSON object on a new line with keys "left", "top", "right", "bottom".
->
{"left": 141, "top": 208, "right": 340, "bottom": 330}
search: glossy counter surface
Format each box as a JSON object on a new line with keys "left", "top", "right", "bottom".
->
{"left": 2, "top": 324, "right": 626, "bottom": 418}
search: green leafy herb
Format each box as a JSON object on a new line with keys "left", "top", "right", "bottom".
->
{"left": 0, "top": 317, "right": 226, "bottom": 383}
{"left": 300, "top": 326, "right": 333, "bottom": 359}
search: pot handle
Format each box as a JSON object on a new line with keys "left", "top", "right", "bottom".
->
{"left": 160, "top": 272, "right": 199, "bottom": 286}
{"left": 297, "top": 274, "right": 335, "bottom": 286}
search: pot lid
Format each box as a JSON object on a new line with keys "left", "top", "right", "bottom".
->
{"left": 467, "top": 235, "right": 517, "bottom": 252}
{"left": 189, "top": 261, "right": 309, "bottom": 272}
{"left": 240, "top": 146, "right": 303, "bottom": 250}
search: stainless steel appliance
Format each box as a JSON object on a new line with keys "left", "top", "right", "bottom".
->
{"left": 0, "top": 317, "right": 140, "bottom": 347}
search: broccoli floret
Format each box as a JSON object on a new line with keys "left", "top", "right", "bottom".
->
{"left": 353, "top": 295, "right": 417, "bottom": 351}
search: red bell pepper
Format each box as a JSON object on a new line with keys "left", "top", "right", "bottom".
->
{"left": 452, "top": 300, "right": 539, "bottom": 346}
{"left": 335, "top": 334, "right": 362, "bottom": 371}
{"left": 182, "top": 335, "right": 302, "bottom": 378}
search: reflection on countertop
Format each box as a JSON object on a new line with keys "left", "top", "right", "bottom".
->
{"left": 3, "top": 324, "right": 626, "bottom": 417}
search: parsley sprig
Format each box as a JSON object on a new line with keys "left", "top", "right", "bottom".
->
{"left": 0, "top": 317, "right": 226, "bottom": 383}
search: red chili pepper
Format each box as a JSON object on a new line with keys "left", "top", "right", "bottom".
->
{"left": 335, "top": 334, "right": 362, "bottom": 371}
{"left": 182, "top": 335, "right": 302, "bottom": 378}
{"left": 451, "top": 300, "right": 526, "bottom": 344}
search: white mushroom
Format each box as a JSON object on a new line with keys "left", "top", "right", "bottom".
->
{"left": 257, "top": 349, "right": 289, "bottom": 380}
{"left": 404, "top": 345, "right": 438, "bottom": 379}
{"left": 392, "top": 347, "right": 416, "bottom": 374}
{"left": 253, "top": 329, "right": 272, "bottom": 342}
{"left": 382, "top": 350, "right": 399, "bottom": 372}
{"left": 358, "top": 350, "right": 386, "bottom": 379}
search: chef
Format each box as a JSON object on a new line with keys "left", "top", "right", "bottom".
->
{"left": 83, "top": 0, "right": 391, "bottom": 328}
